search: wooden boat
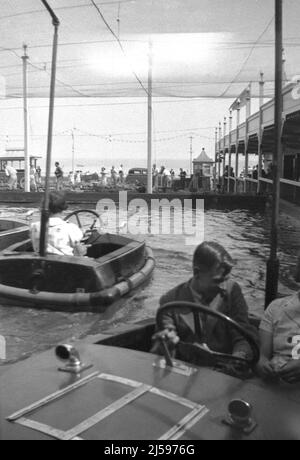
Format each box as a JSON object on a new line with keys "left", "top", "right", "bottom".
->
{"left": 1, "top": 303, "right": 300, "bottom": 440}
{"left": 0, "top": 211, "right": 155, "bottom": 311}
{"left": 0, "top": 218, "right": 29, "bottom": 251}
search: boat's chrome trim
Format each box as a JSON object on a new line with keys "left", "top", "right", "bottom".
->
{"left": 7, "top": 372, "right": 99, "bottom": 422}
{"left": 159, "top": 406, "right": 210, "bottom": 441}
{"left": 63, "top": 382, "right": 152, "bottom": 440}
{"left": 16, "top": 417, "right": 69, "bottom": 440}
{"left": 7, "top": 372, "right": 209, "bottom": 440}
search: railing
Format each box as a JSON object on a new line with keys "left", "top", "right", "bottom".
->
{"left": 222, "top": 175, "right": 300, "bottom": 205}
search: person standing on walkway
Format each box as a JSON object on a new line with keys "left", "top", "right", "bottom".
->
{"left": 4, "top": 163, "right": 18, "bottom": 190}
{"left": 35, "top": 166, "right": 42, "bottom": 190}
{"left": 111, "top": 166, "right": 117, "bottom": 187}
{"left": 55, "top": 162, "right": 64, "bottom": 191}
{"left": 30, "top": 165, "right": 37, "bottom": 192}
{"left": 100, "top": 167, "right": 107, "bottom": 187}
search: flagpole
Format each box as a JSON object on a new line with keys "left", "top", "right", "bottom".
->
{"left": 265, "top": 0, "right": 283, "bottom": 308}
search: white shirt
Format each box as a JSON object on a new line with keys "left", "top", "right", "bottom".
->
{"left": 5, "top": 165, "right": 17, "bottom": 177}
{"left": 260, "top": 293, "right": 300, "bottom": 370}
{"left": 30, "top": 217, "right": 83, "bottom": 256}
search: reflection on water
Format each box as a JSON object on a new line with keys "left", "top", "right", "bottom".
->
{"left": 0, "top": 205, "right": 299, "bottom": 365}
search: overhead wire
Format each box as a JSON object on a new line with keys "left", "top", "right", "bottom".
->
{"left": 220, "top": 15, "right": 275, "bottom": 97}
{"left": 90, "top": 0, "right": 149, "bottom": 96}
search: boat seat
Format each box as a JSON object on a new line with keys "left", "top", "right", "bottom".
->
{"left": 86, "top": 242, "right": 123, "bottom": 259}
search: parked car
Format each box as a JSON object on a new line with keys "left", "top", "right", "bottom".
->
{"left": 125, "top": 168, "right": 148, "bottom": 186}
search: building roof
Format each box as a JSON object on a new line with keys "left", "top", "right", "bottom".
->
{"left": 193, "top": 149, "right": 214, "bottom": 164}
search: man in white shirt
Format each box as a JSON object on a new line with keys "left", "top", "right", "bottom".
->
{"left": 30, "top": 192, "right": 86, "bottom": 256}
{"left": 4, "top": 163, "right": 18, "bottom": 190}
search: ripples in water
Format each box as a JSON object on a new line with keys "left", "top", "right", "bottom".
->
{"left": 0, "top": 206, "right": 299, "bottom": 364}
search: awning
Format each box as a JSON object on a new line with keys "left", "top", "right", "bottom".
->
{"left": 247, "top": 134, "right": 259, "bottom": 154}
{"left": 282, "top": 110, "right": 300, "bottom": 151}
{"left": 237, "top": 140, "right": 245, "bottom": 154}
{"left": 261, "top": 125, "right": 275, "bottom": 153}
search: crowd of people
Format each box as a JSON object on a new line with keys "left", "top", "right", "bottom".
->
{"left": 52, "top": 163, "right": 189, "bottom": 192}
{"left": 3, "top": 162, "right": 42, "bottom": 191}
{"left": 152, "top": 164, "right": 189, "bottom": 191}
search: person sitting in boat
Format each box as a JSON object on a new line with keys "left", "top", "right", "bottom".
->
{"left": 152, "top": 241, "right": 258, "bottom": 366}
{"left": 30, "top": 192, "right": 86, "bottom": 257}
{"left": 256, "top": 265, "right": 300, "bottom": 384}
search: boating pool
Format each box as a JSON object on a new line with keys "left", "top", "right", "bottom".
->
{"left": 0, "top": 206, "right": 299, "bottom": 364}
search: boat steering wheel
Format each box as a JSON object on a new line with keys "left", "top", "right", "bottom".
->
{"left": 64, "top": 209, "right": 102, "bottom": 232}
{"left": 156, "top": 301, "right": 260, "bottom": 376}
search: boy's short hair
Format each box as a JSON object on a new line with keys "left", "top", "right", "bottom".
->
{"left": 193, "top": 241, "right": 234, "bottom": 276}
{"left": 48, "top": 192, "right": 68, "bottom": 214}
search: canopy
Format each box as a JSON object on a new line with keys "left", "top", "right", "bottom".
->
{"left": 193, "top": 149, "right": 214, "bottom": 164}
{"left": 247, "top": 134, "right": 259, "bottom": 154}
{"left": 262, "top": 124, "right": 275, "bottom": 153}
{"left": 237, "top": 140, "right": 245, "bottom": 154}
{"left": 0, "top": 0, "right": 299, "bottom": 99}
{"left": 282, "top": 110, "right": 300, "bottom": 151}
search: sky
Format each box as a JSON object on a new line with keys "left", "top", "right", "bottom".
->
{"left": 0, "top": 0, "right": 299, "bottom": 174}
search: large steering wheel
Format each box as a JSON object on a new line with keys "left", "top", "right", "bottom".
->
{"left": 156, "top": 302, "right": 260, "bottom": 375}
{"left": 64, "top": 209, "right": 102, "bottom": 232}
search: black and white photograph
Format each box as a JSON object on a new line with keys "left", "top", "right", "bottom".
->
{"left": 0, "top": 0, "right": 299, "bottom": 443}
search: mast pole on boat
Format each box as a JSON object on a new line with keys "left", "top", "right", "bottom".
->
{"left": 39, "top": 0, "right": 60, "bottom": 257}
{"left": 147, "top": 39, "right": 153, "bottom": 194}
{"left": 265, "top": 0, "right": 283, "bottom": 308}
{"left": 22, "top": 45, "right": 30, "bottom": 193}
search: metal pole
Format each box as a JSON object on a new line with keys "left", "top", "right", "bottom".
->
{"left": 244, "top": 87, "right": 251, "bottom": 192}
{"left": 72, "top": 129, "right": 75, "bottom": 173}
{"left": 214, "top": 128, "right": 218, "bottom": 190}
{"left": 259, "top": 72, "right": 265, "bottom": 108}
{"left": 147, "top": 39, "right": 153, "bottom": 194}
{"left": 222, "top": 117, "right": 227, "bottom": 190}
{"left": 218, "top": 122, "right": 222, "bottom": 184}
{"left": 258, "top": 72, "right": 265, "bottom": 193}
{"left": 39, "top": 1, "right": 60, "bottom": 257}
{"left": 22, "top": 45, "right": 30, "bottom": 193}
{"left": 228, "top": 111, "right": 232, "bottom": 193}
{"left": 235, "top": 104, "right": 241, "bottom": 192}
{"left": 190, "top": 136, "right": 194, "bottom": 177}
{"left": 265, "top": 0, "right": 283, "bottom": 308}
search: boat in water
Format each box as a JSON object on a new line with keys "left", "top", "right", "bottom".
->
{"left": 0, "top": 210, "right": 155, "bottom": 311}
{"left": 1, "top": 303, "right": 299, "bottom": 441}
{"left": 0, "top": 218, "right": 29, "bottom": 251}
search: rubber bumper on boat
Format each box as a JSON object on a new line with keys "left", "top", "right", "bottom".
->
{"left": 90, "top": 247, "right": 155, "bottom": 308}
{"left": 0, "top": 247, "right": 155, "bottom": 311}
